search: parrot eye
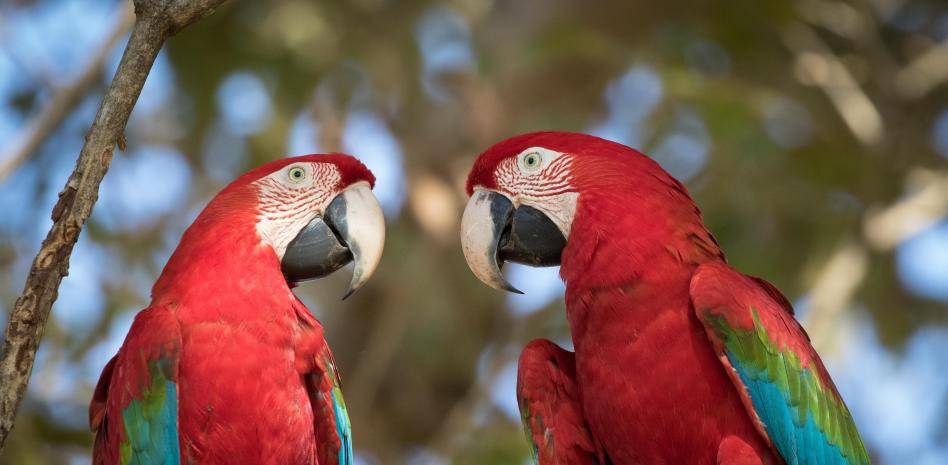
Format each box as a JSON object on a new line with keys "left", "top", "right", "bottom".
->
{"left": 520, "top": 152, "right": 542, "bottom": 172}
{"left": 287, "top": 166, "right": 306, "bottom": 183}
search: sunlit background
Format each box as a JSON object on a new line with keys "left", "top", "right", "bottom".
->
{"left": 1, "top": 0, "right": 947, "bottom": 464}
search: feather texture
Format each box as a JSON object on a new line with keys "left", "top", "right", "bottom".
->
{"left": 91, "top": 154, "right": 372, "bottom": 465}
{"left": 466, "top": 131, "right": 869, "bottom": 464}
{"left": 517, "top": 339, "right": 601, "bottom": 465}
{"left": 691, "top": 262, "right": 870, "bottom": 465}
{"left": 90, "top": 306, "right": 181, "bottom": 465}
{"left": 296, "top": 297, "right": 353, "bottom": 465}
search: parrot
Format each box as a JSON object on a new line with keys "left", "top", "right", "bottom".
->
{"left": 89, "top": 154, "right": 385, "bottom": 465}
{"left": 460, "top": 131, "right": 871, "bottom": 465}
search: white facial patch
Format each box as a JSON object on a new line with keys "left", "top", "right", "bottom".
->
{"left": 254, "top": 162, "right": 341, "bottom": 259}
{"left": 493, "top": 146, "right": 579, "bottom": 237}
{"left": 531, "top": 191, "right": 579, "bottom": 237}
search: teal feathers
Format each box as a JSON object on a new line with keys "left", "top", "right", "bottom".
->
{"left": 118, "top": 360, "right": 180, "bottom": 465}
{"left": 705, "top": 309, "right": 870, "bottom": 465}
{"left": 330, "top": 382, "right": 352, "bottom": 465}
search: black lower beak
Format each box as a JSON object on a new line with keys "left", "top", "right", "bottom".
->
{"left": 281, "top": 195, "right": 352, "bottom": 284}
{"left": 280, "top": 184, "right": 386, "bottom": 298}
{"left": 499, "top": 205, "right": 566, "bottom": 267}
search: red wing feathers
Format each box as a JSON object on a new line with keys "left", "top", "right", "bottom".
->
{"left": 517, "top": 339, "right": 601, "bottom": 465}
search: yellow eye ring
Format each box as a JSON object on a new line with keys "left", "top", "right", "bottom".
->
{"left": 521, "top": 152, "right": 542, "bottom": 171}
{"left": 287, "top": 166, "right": 306, "bottom": 183}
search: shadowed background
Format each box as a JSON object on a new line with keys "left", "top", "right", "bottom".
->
{"left": 0, "top": 0, "right": 946, "bottom": 464}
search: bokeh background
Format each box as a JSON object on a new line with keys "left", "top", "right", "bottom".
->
{"left": 1, "top": 0, "right": 947, "bottom": 463}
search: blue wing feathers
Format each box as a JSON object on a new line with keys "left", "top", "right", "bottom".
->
{"left": 692, "top": 263, "right": 870, "bottom": 465}
{"left": 119, "top": 378, "right": 180, "bottom": 465}
{"left": 93, "top": 306, "right": 182, "bottom": 465}
{"left": 160, "top": 381, "right": 181, "bottom": 465}
{"left": 730, "top": 353, "right": 854, "bottom": 465}
{"left": 330, "top": 388, "right": 353, "bottom": 465}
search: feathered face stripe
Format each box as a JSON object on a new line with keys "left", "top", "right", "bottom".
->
{"left": 484, "top": 147, "right": 580, "bottom": 238}
{"left": 253, "top": 162, "right": 341, "bottom": 259}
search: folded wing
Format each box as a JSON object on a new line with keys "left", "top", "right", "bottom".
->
{"left": 517, "top": 339, "right": 602, "bottom": 465}
{"left": 90, "top": 306, "right": 182, "bottom": 465}
{"left": 690, "top": 262, "right": 870, "bottom": 465}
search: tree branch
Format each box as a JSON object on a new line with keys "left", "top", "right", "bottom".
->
{"left": 803, "top": 169, "right": 948, "bottom": 354}
{"left": 782, "top": 22, "right": 885, "bottom": 147}
{"left": 0, "top": 3, "right": 134, "bottom": 184}
{"left": 895, "top": 39, "right": 948, "bottom": 100}
{"left": 424, "top": 310, "right": 532, "bottom": 459}
{"left": 0, "top": 0, "right": 227, "bottom": 452}
{"left": 864, "top": 169, "right": 948, "bottom": 251}
{"left": 802, "top": 241, "right": 868, "bottom": 354}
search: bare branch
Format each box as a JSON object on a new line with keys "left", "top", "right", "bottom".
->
{"left": 0, "top": 3, "right": 135, "bottom": 184}
{"left": 803, "top": 241, "right": 868, "bottom": 353}
{"left": 425, "top": 342, "right": 517, "bottom": 459}
{"left": 346, "top": 293, "right": 413, "bottom": 412}
{"left": 895, "top": 39, "right": 948, "bottom": 100}
{"left": 804, "top": 170, "right": 948, "bottom": 354}
{"left": 864, "top": 170, "right": 948, "bottom": 250}
{"left": 0, "top": 0, "right": 228, "bottom": 452}
{"left": 783, "top": 22, "right": 885, "bottom": 147}
{"left": 424, "top": 312, "right": 530, "bottom": 459}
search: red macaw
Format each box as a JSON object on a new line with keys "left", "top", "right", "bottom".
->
{"left": 89, "top": 154, "right": 385, "bottom": 465}
{"left": 461, "top": 132, "right": 870, "bottom": 465}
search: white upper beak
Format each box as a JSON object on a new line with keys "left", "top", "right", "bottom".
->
{"left": 335, "top": 182, "right": 386, "bottom": 299}
{"left": 460, "top": 189, "right": 521, "bottom": 293}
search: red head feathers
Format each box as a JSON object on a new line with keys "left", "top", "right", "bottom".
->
{"left": 153, "top": 153, "right": 384, "bottom": 304}
{"left": 461, "top": 131, "right": 722, "bottom": 293}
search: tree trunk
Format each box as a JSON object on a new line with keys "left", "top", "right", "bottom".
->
{"left": 0, "top": 0, "right": 228, "bottom": 453}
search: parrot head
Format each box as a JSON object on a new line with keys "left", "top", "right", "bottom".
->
{"left": 461, "top": 131, "right": 721, "bottom": 292}
{"left": 156, "top": 153, "right": 385, "bottom": 300}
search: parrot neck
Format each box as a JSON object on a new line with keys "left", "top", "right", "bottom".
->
{"left": 150, "top": 190, "right": 292, "bottom": 320}
{"left": 560, "top": 151, "right": 724, "bottom": 289}
{"left": 560, "top": 187, "right": 725, "bottom": 330}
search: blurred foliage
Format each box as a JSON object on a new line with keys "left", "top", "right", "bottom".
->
{"left": 1, "top": 0, "right": 947, "bottom": 464}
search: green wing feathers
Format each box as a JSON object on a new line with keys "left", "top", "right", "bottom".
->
{"left": 307, "top": 346, "right": 353, "bottom": 465}
{"left": 91, "top": 306, "right": 182, "bottom": 465}
{"left": 691, "top": 262, "right": 870, "bottom": 465}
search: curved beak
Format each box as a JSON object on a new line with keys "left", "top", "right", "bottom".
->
{"left": 281, "top": 182, "right": 385, "bottom": 299}
{"left": 460, "top": 189, "right": 566, "bottom": 293}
